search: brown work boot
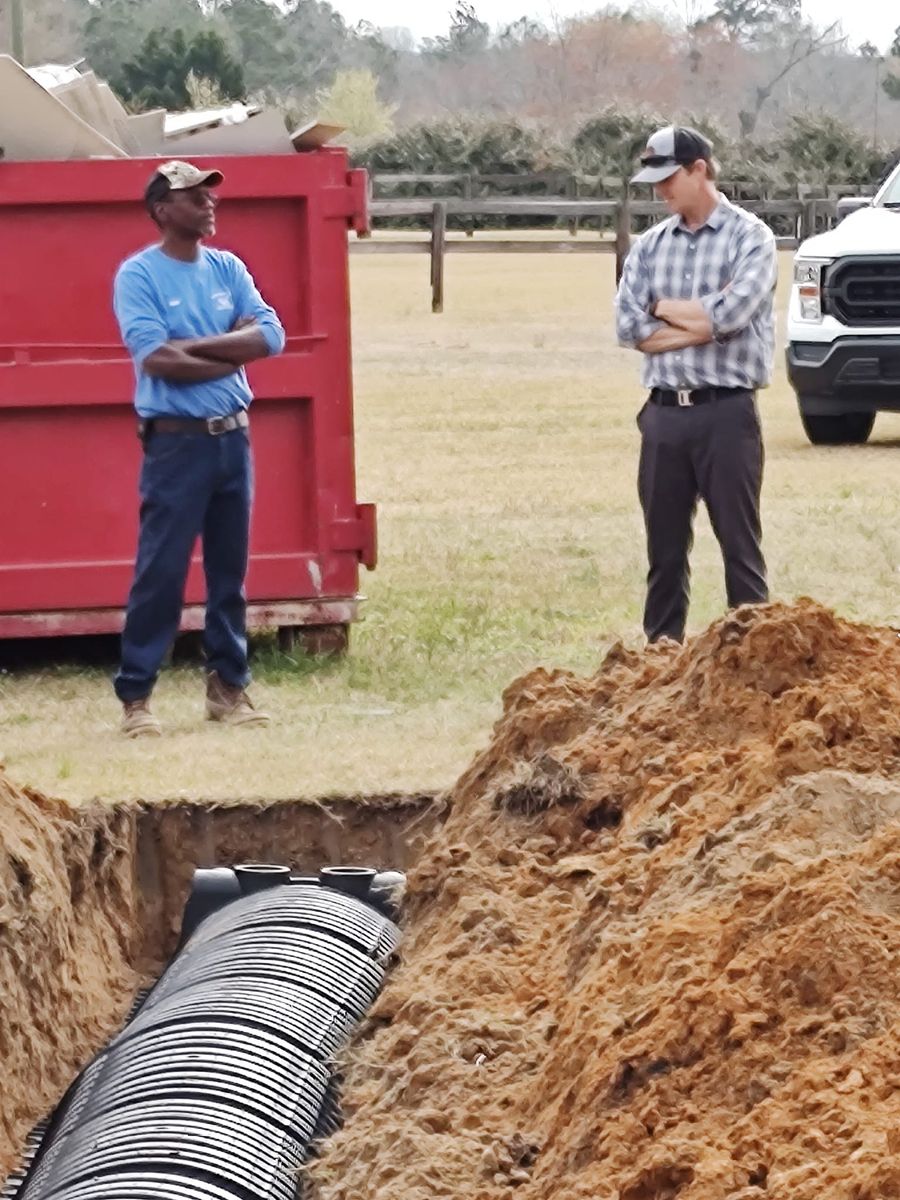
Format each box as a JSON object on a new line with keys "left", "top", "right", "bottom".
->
{"left": 120, "top": 697, "right": 162, "bottom": 739}
{"left": 205, "top": 671, "right": 270, "bottom": 728}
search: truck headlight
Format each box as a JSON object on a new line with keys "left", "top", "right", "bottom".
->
{"left": 793, "top": 258, "right": 830, "bottom": 321}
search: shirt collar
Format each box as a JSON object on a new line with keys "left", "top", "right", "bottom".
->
{"left": 672, "top": 192, "right": 729, "bottom": 234}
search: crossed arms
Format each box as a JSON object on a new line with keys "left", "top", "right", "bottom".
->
{"left": 142, "top": 320, "right": 272, "bottom": 383}
{"left": 637, "top": 299, "right": 714, "bottom": 353}
{"left": 114, "top": 254, "right": 286, "bottom": 384}
{"left": 614, "top": 224, "right": 777, "bottom": 355}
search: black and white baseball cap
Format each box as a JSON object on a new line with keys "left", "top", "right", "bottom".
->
{"left": 631, "top": 126, "right": 713, "bottom": 184}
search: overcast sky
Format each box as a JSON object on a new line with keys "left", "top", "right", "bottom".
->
{"left": 333, "top": 0, "right": 897, "bottom": 54}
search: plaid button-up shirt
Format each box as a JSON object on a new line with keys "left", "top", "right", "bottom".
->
{"left": 615, "top": 195, "right": 777, "bottom": 391}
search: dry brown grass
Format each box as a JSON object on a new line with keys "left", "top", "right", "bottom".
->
{"left": 2, "top": 250, "right": 899, "bottom": 803}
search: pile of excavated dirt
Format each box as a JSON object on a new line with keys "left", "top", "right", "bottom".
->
{"left": 0, "top": 770, "right": 139, "bottom": 1177}
{"left": 309, "top": 600, "right": 900, "bottom": 1200}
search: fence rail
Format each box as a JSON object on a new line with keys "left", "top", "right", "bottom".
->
{"left": 369, "top": 170, "right": 878, "bottom": 202}
{"left": 355, "top": 194, "right": 842, "bottom": 312}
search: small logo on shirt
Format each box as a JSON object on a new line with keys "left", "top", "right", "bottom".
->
{"left": 212, "top": 290, "right": 232, "bottom": 311}
{"left": 168, "top": 298, "right": 182, "bottom": 307}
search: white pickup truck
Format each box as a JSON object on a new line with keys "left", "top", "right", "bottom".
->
{"left": 787, "top": 174, "right": 900, "bottom": 444}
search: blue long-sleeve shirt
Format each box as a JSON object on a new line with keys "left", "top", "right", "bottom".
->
{"left": 113, "top": 244, "right": 286, "bottom": 418}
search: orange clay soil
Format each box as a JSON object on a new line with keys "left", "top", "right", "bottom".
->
{"left": 0, "top": 772, "right": 139, "bottom": 1177}
{"left": 308, "top": 600, "right": 900, "bottom": 1200}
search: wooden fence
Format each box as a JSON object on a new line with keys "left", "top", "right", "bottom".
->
{"left": 368, "top": 171, "right": 878, "bottom": 204}
{"left": 352, "top": 193, "right": 844, "bottom": 312}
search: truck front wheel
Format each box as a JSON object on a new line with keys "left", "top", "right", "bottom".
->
{"left": 799, "top": 411, "right": 875, "bottom": 445}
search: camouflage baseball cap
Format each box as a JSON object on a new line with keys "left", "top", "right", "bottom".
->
{"left": 144, "top": 160, "right": 224, "bottom": 210}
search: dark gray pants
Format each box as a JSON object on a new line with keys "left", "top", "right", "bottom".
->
{"left": 637, "top": 390, "right": 768, "bottom": 643}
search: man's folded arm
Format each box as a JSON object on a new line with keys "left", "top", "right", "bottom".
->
{"left": 141, "top": 343, "right": 241, "bottom": 382}
{"left": 171, "top": 325, "right": 271, "bottom": 367}
{"left": 615, "top": 240, "right": 666, "bottom": 348}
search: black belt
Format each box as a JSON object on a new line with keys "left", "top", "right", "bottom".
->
{"left": 649, "top": 387, "right": 750, "bottom": 407}
{"left": 138, "top": 411, "right": 249, "bottom": 438}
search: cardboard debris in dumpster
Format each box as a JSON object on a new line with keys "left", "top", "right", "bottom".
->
{"left": 291, "top": 120, "right": 347, "bottom": 150}
{"left": 49, "top": 69, "right": 140, "bottom": 154}
{"left": 0, "top": 54, "right": 344, "bottom": 161}
{"left": 0, "top": 55, "right": 126, "bottom": 160}
{"left": 163, "top": 108, "right": 294, "bottom": 156}
{"left": 123, "top": 108, "right": 167, "bottom": 155}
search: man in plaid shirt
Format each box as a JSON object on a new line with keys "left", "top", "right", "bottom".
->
{"left": 615, "top": 125, "right": 777, "bottom": 643}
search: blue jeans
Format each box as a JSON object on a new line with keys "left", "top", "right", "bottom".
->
{"left": 114, "top": 427, "right": 253, "bottom": 703}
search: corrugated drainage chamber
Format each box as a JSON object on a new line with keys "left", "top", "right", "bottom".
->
{"left": 6, "top": 862, "right": 403, "bottom": 1200}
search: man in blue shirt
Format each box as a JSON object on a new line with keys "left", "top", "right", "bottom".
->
{"left": 113, "top": 160, "right": 286, "bottom": 737}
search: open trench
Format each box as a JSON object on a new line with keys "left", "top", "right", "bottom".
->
{"left": 0, "top": 777, "right": 443, "bottom": 1189}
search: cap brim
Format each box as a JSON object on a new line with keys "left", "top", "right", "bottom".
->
{"left": 631, "top": 162, "right": 681, "bottom": 184}
{"left": 194, "top": 168, "right": 224, "bottom": 187}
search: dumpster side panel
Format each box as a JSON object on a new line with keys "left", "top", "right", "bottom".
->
{"left": 0, "top": 153, "right": 372, "bottom": 632}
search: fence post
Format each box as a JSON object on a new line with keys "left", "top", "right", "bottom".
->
{"left": 566, "top": 174, "right": 579, "bottom": 237}
{"left": 358, "top": 173, "right": 373, "bottom": 239}
{"left": 614, "top": 190, "right": 631, "bottom": 285}
{"left": 801, "top": 198, "right": 817, "bottom": 241}
{"left": 463, "top": 173, "right": 474, "bottom": 238}
{"left": 431, "top": 201, "right": 447, "bottom": 314}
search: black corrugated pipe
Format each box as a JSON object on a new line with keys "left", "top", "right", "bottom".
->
{"left": 11, "top": 865, "right": 403, "bottom": 1200}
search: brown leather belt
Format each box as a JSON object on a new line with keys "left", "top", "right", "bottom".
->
{"left": 138, "top": 411, "right": 249, "bottom": 438}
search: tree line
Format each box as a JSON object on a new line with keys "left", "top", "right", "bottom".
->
{"left": 4, "top": 0, "right": 900, "bottom": 176}
{"left": 356, "top": 111, "right": 895, "bottom": 217}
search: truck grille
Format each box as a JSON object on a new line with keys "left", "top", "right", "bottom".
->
{"left": 824, "top": 257, "right": 900, "bottom": 326}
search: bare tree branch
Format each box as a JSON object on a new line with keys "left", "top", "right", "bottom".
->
{"left": 739, "top": 20, "right": 844, "bottom": 136}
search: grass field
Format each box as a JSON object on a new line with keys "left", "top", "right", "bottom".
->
{"left": 3, "top": 249, "right": 900, "bottom": 803}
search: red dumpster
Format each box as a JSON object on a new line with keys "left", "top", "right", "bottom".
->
{"left": 0, "top": 150, "right": 375, "bottom": 651}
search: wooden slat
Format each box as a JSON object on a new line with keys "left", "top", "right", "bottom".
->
{"left": 453, "top": 198, "right": 617, "bottom": 216}
{"left": 471, "top": 171, "right": 572, "bottom": 186}
{"left": 368, "top": 197, "right": 811, "bottom": 220}
{"left": 371, "top": 170, "right": 574, "bottom": 188}
{"left": 372, "top": 173, "right": 468, "bottom": 187}
{"left": 742, "top": 200, "right": 803, "bottom": 215}
{"left": 369, "top": 198, "right": 637, "bottom": 218}
{"left": 351, "top": 240, "right": 431, "bottom": 254}
{"left": 445, "top": 240, "right": 615, "bottom": 253}
{"left": 368, "top": 174, "right": 863, "bottom": 208}
{"left": 351, "top": 236, "right": 802, "bottom": 255}
{"left": 369, "top": 200, "right": 447, "bottom": 217}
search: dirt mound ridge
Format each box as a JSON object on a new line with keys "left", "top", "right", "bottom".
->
{"left": 0, "top": 771, "right": 139, "bottom": 1176}
{"left": 309, "top": 600, "right": 900, "bottom": 1200}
